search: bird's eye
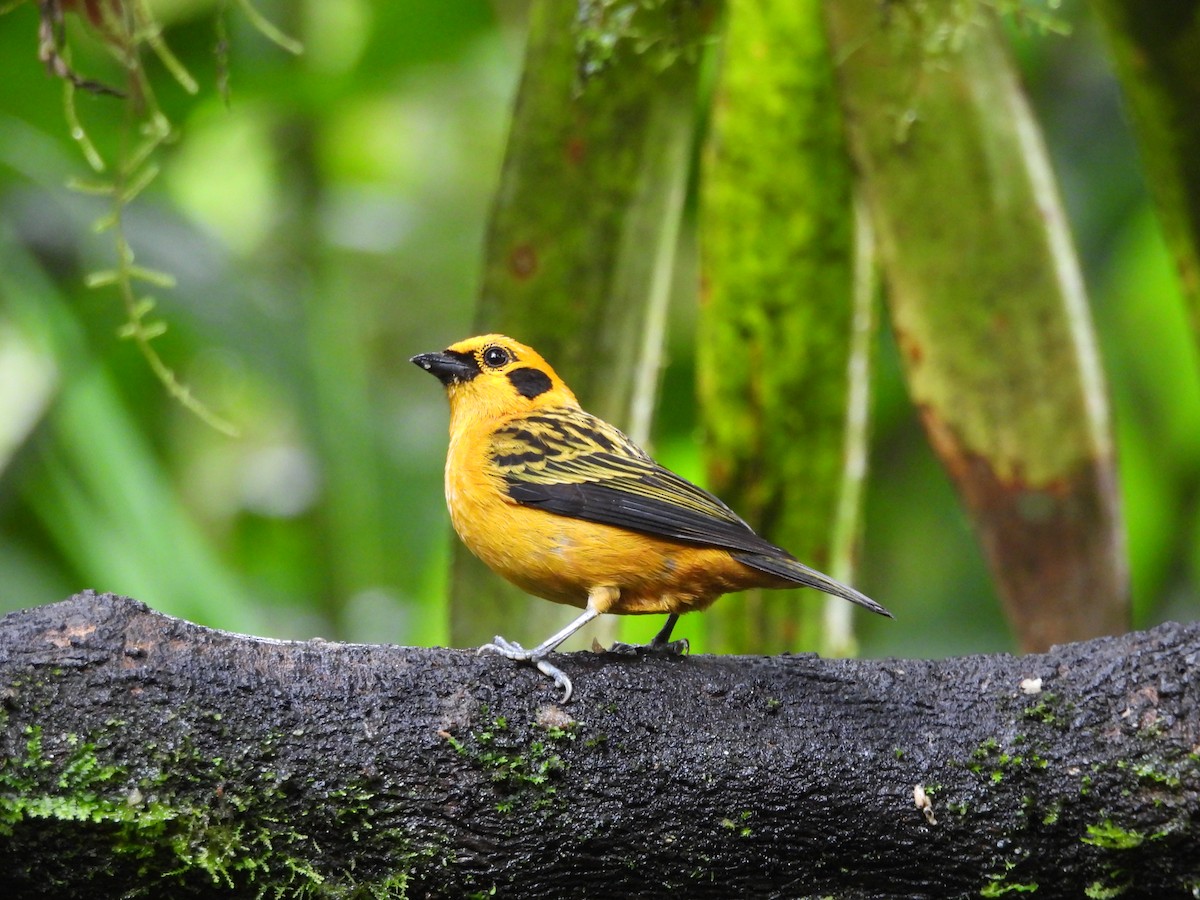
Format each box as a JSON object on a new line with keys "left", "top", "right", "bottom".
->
{"left": 482, "top": 346, "right": 510, "bottom": 368}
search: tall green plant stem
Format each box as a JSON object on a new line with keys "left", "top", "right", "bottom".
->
{"left": 700, "top": 0, "right": 868, "bottom": 654}
{"left": 1090, "top": 0, "right": 1200, "bottom": 344}
{"left": 824, "top": 1, "right": 1128, "bottom": 650}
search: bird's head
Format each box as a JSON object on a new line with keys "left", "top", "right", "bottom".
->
{"left": 411, "top": 334, "right": 579, "bottom": 427}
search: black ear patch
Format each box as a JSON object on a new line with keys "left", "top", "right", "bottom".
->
{"left": 507, "top": 367, "right": 553, "bottom": 399}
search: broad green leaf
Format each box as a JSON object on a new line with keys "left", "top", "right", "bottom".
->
{"left": 0, "top": 237, "right": 263, "bottom": 632}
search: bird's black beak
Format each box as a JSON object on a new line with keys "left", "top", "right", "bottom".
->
{"left": 411, "top": 350, "right": 480, "bottom": 386}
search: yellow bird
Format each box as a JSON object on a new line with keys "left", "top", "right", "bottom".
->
{"left": 413, "top": 334, "right": 891, "bottom": 701}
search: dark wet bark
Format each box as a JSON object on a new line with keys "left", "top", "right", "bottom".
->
{"left": 1, "top": 592, "right": 1197, "bottom": 898}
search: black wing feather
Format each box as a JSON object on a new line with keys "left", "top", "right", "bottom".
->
{"left": 493, "top": 408, "right": 790, "bottom": 558}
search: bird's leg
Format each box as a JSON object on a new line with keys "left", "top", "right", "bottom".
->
{"left": 478, "top": 595, "right": 609, "bottom": 703}
{"left": 649, "top": 613, "right": 687, "bottom": 651}
{"left": 608, "top": 613, "right": 689, "bottom": 657}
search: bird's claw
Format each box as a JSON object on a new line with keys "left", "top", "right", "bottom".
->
{"left": 533, "top": 658, "right": 573, "bottom": 704}
{"left": 478, "top": 635, "right": 527, "bottom": 660}
{"left": 654, "top": 637, "right": 690, "bottom": 656}
{"left": 606, "top": 640, "right": 639, "bottom": 657}
{"left": 606, "top": 637, "right": 690, "bottom": 657}
{"left": 478, "top": 638, "right": 574, "bottom": 704}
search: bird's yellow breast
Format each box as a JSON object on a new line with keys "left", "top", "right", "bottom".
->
{"left": 445, "top": 419, "right": 762, "bottom": 615}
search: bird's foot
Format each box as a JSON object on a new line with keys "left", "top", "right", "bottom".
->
{"left": 478, "top": 637, "right": 574, "bottom": 704}
{"left": 477, "top": 635, "right": 528, "bottom": 660}
{"left": 605, "top": 637, "right": 690, "bottom": 657}
{"left": 654, "top": 637, "right": 690, "bottom": 656}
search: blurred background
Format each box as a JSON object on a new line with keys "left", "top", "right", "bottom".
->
{"left": 0, "top": 0, "right": 1196, "bottom": 659}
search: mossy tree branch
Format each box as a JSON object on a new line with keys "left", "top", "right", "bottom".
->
{"left": 1, "top": 592, "right": 1198, "bottom": 898}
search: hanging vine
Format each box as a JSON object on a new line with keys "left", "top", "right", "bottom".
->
{"left": 10, "top": 0, "right": 301, "bottom": 435}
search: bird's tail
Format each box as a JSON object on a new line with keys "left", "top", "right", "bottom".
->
{"left": 734, "top": 552, "right": 893, "bottom": 618}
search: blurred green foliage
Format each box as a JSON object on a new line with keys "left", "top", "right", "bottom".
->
{"left": 0, "top": 0, "right": 1196, "bottom": 658}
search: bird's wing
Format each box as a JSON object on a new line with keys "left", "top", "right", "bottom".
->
{"left": 491, "top": 408, "right": 789, "bottom": 557}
